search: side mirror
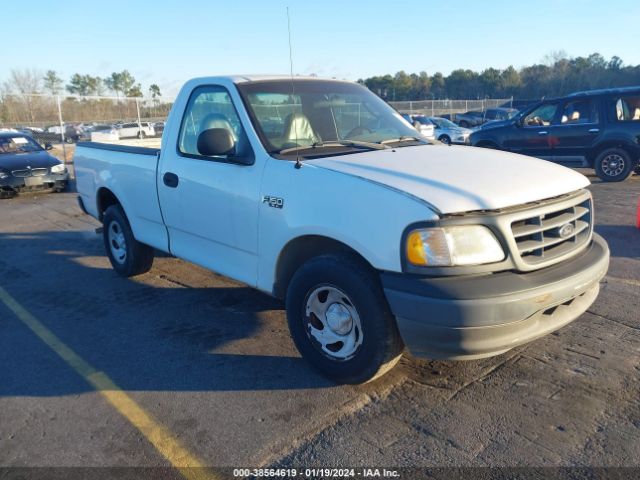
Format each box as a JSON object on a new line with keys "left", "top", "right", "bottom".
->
{"left": 197, "top": 128, "right": 235, "bottom": 157}
{"left": 44, "top": 143, "right": 53, "bottom": 150}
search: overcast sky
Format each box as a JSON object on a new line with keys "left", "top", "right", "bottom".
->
{"left": 2, "top": 0, "right": 639, "bottom": 97}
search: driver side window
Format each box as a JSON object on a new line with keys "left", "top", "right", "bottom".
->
{"left": 178, "top": 85, "right": 249, "bottom": 160}
{"left": 523, "top": 103, "right": 558, "bottom": 127}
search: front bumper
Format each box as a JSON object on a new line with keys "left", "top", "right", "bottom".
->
{"left": 0, "top": 172, "right": 68, "bottom": 196}
{"left": 381, "top": 234, "right": 609, "bottom": 360}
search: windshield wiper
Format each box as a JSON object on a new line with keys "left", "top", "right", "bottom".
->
{"left": 278, "top": 140, "right": 388, "bottom": 155}
{"left": 379, "top": 136, "right": 428, "bottom": 145}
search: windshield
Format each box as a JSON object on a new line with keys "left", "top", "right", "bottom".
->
{"left": 0, "top": 135, "right": 43, "bottom": 154}
{"left": 237, "top": 79, "right": 427, "bottom": 156}
{"left": 429, "top": 117, "right": 458, "bottom": 128}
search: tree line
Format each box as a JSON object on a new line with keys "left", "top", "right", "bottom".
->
{"left": 2, "top": 69, "right": 162, "bottom": 99}
{"left": 0, "top": 69, "right": 168, "bottom": 126}
{"left": 358, "top": 52, "right": 640, "bottom": 101}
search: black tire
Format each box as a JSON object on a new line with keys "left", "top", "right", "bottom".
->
{"left": 138, "top": 131, "right": 146, "bottom": 139}
{"left": 459, "top": 120, "right": 469, "bottom": 128}
{"left": 438, "top": 135, "right": 451, "bottom": 145}
{"left": 594, "top": 148, "right": 634, "bottom": 182}
{"left": 102, "top": 204, "right": 154, "bottom": 277}
{"left": 285, "top": 253, "right": 404, "bottom": 384}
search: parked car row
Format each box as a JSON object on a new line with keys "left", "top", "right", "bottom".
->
{"left": 400, "top": 114, "right": 472, "bottom": 144}
{"left": 5, "top": 120, "right": 167, "bottom": 146}
{"left": 451, "top": 108, "right": 520, "bottom": 128}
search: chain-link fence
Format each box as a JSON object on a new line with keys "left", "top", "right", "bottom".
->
{"left": 1, "top": 93, "right": 526, "bottom": 163}
{"left": 0, "top": 93, "right": 175, "bottom": 161}
{"left": 388, "top": 98, "right": 514, "bottom": 116}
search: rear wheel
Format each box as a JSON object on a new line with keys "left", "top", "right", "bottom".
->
{"left": 595, "top": 148, "right": 633, "bottom": 182}
{"left": 285, "top": 253, "right": 403, "bottom": 384}
{"left": 103, "top": 205, "right": 154, "bottom": 276}
{"left": 138, "top": 131, "right": 146, "bottom": 139}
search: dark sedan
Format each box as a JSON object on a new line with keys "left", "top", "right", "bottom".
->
{"left": 0, "top": 132, "right": 69, "bottom": 198}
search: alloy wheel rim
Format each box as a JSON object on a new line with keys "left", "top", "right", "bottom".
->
{"left": 602, "top": 154, "right": 625, "bottom": 177}
{"left": 304, "top": 285, "right": 363, "bottom": 361}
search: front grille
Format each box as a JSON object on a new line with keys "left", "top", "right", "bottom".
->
{"left": 511, "top": 196, "right": 592, "bottom": 265}
{"left": 11, "top": 168, "right": 48, "bottom": 177}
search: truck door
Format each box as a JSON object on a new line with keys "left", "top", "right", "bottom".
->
{"left": 157, "top": 84, "right": 261, "bottom": 286}
{"left": 551, "top": 97, "right": 602, "bottom": 167}
{"left": 505, "top": 102, "right": 559, "bottom": 160}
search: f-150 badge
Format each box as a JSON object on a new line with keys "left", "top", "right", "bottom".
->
{"left": 262, "top": 195, "right": 284, "bottom": 209}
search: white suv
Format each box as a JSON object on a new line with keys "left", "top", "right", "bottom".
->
{"left": 117, "top": 122, "right": 156, "bottom": 139}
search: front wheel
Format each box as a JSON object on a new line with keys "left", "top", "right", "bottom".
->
{"left": 285, "top": 253, "right": 404, "bottom": 384}
{"left": 103, "top": 205, "right": 154, "bottom": 276}
{"left": 438, "top": 135, "right": 451, "bottom": 145}
{"left": 138, "top": 131, "right": 146, "bottom": 139}
{"left": 594, "top": 148, "right": 633, "bottom": 182}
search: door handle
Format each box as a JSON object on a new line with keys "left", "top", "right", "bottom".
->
{"left": 538, "top": 131, "right": 548, "bottom": 135}
{"left": 163, "top": 172, "right": 179, "bottom": 188}
{"left": 588, "top": 128, "right": 600, "bottom": 133}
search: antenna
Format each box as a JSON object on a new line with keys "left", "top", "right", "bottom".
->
{"left": 287, "top": 6, "right": 302, "bottom": 169}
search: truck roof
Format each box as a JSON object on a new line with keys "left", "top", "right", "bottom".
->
{"left": 190, "top": 74, "right": 353, "bottom": 84}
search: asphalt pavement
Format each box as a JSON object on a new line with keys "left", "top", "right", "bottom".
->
{"left": 0, "top": 171, "right": 638, "bottom": 477}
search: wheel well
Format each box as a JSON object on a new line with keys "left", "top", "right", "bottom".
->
{"left": 590, "top": 142, "right": 638, "bottom": 167}
{"left": 273, "top": 235, "right": 373, "bottom": 299}
{"left": 96, "top": 188, "right": 120, "bottom": 221}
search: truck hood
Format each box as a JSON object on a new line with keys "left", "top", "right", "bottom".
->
{"left": 311, "top": 145, "right": 590, "bottom": 214}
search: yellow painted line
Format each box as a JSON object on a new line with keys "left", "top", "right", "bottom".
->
{"left": 0, "top": 285, "right": 217, "bottom": 480}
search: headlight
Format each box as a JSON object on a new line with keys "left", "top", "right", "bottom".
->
{"left": 51, "top": 163, "right": 67, "bottom": 174}
{"left": 0, "top": 171, "right": 8, "bottom": 180}
{"left": 406, "top": 225, "right": 505, "bottom": 267}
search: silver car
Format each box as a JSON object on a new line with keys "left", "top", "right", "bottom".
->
{"left": 428, "top": 117, "right": 472, "bottom": 145}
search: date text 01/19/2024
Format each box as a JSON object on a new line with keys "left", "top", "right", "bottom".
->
{"left": 232, "top": 468, "right": 400, "bottom": 478}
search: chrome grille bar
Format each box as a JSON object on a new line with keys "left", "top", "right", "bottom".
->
{"left": 510, "top": 196, "right": 592, "bottom": 265}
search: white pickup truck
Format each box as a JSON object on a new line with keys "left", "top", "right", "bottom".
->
{"left": 75, "top": 75, "right": 609, "bottom": 384}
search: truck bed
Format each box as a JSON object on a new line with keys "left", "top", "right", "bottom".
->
{"left": 74, "top": 141, "right": 169, "bottom": 252}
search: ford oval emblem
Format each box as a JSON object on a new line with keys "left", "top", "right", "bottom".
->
{"left": 559, "top": 223, "right": 575, "bottom": 238}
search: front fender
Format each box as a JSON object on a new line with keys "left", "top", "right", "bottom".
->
{"left": 255, "top": 160, "right": 437, "bottom": 293}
